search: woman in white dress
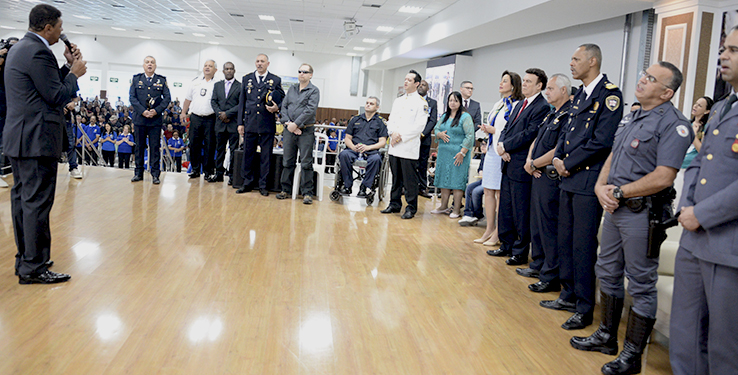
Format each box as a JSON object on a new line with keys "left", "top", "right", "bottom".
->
{"left": 475, "top": 71, "right": 524, "bottom": 246}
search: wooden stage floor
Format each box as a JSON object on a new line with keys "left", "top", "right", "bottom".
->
{"left": 0, "top": 166, "right": 672, "bottom": 374}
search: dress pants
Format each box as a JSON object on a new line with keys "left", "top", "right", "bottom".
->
{"left": 215, "top": 131, "right": 239, "bottom": 176}
{"left": 188, "top": 114, "right": 216, "bottom": 176}
{"left": 530, "top": 176, "right": 560, "bottom": 282}
{"left": 241, "top": 132, "right": 273, "bottom": 189}
{"left": 65, "top": 122, "right": 78, "bottom": 171}
{"left": 497, "top": 174, "right": 532, "bottom": 258}
{"left": 339, "top": 149, "right": 381, "bottom": 190}
{"left": 596, "top": 208, "right": 659, "bottom": 318}
{"left": 558, "top": 190, "right": 602, "bottom": 315}
{"left": 417, "top": 140, "right": 431, "bottom": 190}
{"left": 670, "top": 247, "right": 738, "bottom": 375}
{"left": 9, "top": 156, "right": 57, "bottom": 276}
{"left": 281, "top": 127, "right": 315, "bottom": 195}
{"left": 388, "top": 155, "right": 418, "bottom": 213}
{"left": 134, "top": 125, "right": 161, "bottom": 178}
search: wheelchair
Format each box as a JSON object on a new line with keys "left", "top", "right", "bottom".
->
{"left": 329, "top": 144, "right": 390, "bottom": 205}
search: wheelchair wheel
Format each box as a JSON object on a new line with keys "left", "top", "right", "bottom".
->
{"left": 330, "top": 190, "right": 341, "bottom": 201}
{"left": 378, "top": 161, "right": 389, "bottom": 200}
{"left": 366, "top": 193, "right": 374, "bottom": 205}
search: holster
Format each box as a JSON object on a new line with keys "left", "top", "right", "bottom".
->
{"left": 544, "top": 165, "right": 560, "bottom": 180}
{"left": 646, "top": 187, "right": 677, "bottom": 259}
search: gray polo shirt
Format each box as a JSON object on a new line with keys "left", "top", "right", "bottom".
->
{"left": 281, "top": 81, "right": 320, "bottom": 129}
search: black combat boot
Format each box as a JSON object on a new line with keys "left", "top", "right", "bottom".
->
{"left": 601, "top": 307, "right": 656, "bottom": 375}
{"left": 570, "top": 291, "right": 624, "bottom": 355}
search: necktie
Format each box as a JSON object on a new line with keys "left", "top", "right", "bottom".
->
{"left": 513, "top": 99, "right": 528, "bottom": 123}
{"left": 225, "top": 81, "right": 231, "bottom": 97}
{"left": 464, "top": 99, "right": 469, "bottom": 109}
{"left": 720, "top": 94, "right": 737, "bottom": 120}
{"left": 147, "top": 76, "right": 152, "bottom": 84}
{"left": 258, "top": 75, "right": 263, "bottom": 85}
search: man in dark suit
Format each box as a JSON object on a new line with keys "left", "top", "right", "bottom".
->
{"left": 129, "top": 55, "right": 171, "bottom": 184}
{"left": 3, "top": 4, "right": 87, "bottom": 284}
{"left": 416, "top": 79, "right": 437, "bottom": 198}
{"left": 488, "top": 68, "right": 549, "bottom": 266}
{"left": 236, "top": 53, "right": 285, "bottom": 196}
{"left": 210, "top": 61, "right": 241, "bottom": 184}
{"left": 459, "top": 80, "right": 482, "bottom": 130}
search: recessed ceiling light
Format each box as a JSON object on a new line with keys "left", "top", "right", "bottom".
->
{"left": 0, "top": 25, "right": 16, "bottom": 30}
{"left": 377, "top": 26, "right": 393, "bottom": 32}
{"left": 399, "top": 6, "right": 422, "bottom": 13}
{"left": 363, "top": 38, "right": 377, "bottom": 43}
{"left": 347, "top": 53, "right": 358, "bottom": 56}
{"left": 193, "top": 33, "right": 206, "bottom": 37}
{"left": 209, "top": 41, "right": 220, "bottom": 45}
{"left": 111, "top": 27, "right": 126, "bottom": 31}
{"left": 139, "top": 36, "right": 151, "bottom": 39}
{"left": 73, "top": 15, "right": 91, "bottom": 20}
{"left": 274, "top": 40, "right": 285, "bottom": 44}
{"left": 268, "top": 30, "right": 281, "bottom": 34}
{"left": 171, "top": 22, "right": 186, "bottom": 27}
{"left": 259, "top": 15, "right": 275, "bottom": 21}
{"left": 353, "top": 47, "right": 366, "bottom": 51}
{"left": 278, "top": 47, "right": 288, "bottom": 50}
{"left": 68, "top": 30, "right": 82, "bottom": 34}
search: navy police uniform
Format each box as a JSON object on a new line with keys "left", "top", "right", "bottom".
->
{"left": 529, "top": 102, "right": 571, "bottom": 284}
{"left": 553, "top": 74, "right": 622, "bottom": 324}
{"left": 417, "top": 96, "right": 438, "bottom": 192}
{"left": 236, "top": 72, "right": 285, "bottom": 190}
{"left": 670, "top": 94, "right": 738, "bottom": 375}
{"left": 339, "top": 113, "right": 389, "bottom": 191}
{"left": 129, "top": 73, "right": 171, "bottom": 179}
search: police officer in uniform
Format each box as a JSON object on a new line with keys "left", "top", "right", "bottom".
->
{"left": 182, "top": 59, "right": 217, "bottom": 179}
{"left": 236, "top": 53, "right": 285, "bottom": 196}
{"left": 541, "top": 44, "right": 623, "bottom": 330}
{"left": 519, "top": 73, "right": 572, "bottom": 292}
{"left": 416, "top": 80, "right": 437, "bottom": 198}
{"left": 570, "top": 62, "right": 691, "bottom": 375}
{"left": 129, "top": 55, "right": 171, "bottom": 184}
{"left": 670, "top": 25, "right": 738, "bottom": 375}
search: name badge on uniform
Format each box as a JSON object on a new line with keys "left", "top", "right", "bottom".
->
{"left": 631, "top": 139, "right": 640, "bottom": 149}
{"left": 200, "top": 88, "right": 208, "bottom": 96}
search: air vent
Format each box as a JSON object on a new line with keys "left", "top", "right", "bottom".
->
{"left": 75, "top": 24, "right": 84, "bottom": 27}
{"left": 362, "top": 4, "right": 381, "bottom": 8}
{"left": 149, "top": 21, "right": 160, "bottom": 24}
{"left": 171, "top": 9, "right": 184, "bottom": 12}
{"left": 295, "top": 41, "right": 304, "bottom": 45}
{"left": 174, "top": 32, "right": 184, "bottom": 35}
{"left": 290, "top": 19, "right": 304, "bottom": 22}
{"left": 255, "top": 38, "right": 264, "bottom": 41}
{"left": 215, "top": 35, "right": 224, "bottom": 38}
{"left": 112, "top": 4, "right": 125, "bottom": 8}
{"left": 230, "top": 13, "right": 244, "bottom": 17}
{"left": 197, "top": 24, "right": 208, "bottom": 28}
{"left": 54, "top": 0, "right": 65, "bottom": 3}
{"left": 134, "top": 29, "right": 144, "bottom": 32}
{"left": 102, "top": 17, "right": 112, "bottom": 20}
{"left": 334, "top": 45, "right": 345, "bottom": 48}
{"left": 244, "top": 28, "right": 256, "bottom": 32}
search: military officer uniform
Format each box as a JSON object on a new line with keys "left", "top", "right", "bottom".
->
{"left": 548, "top": 74, "right": 622, "bottom": 329}
{"left": 670, "top": 94, "right": 738, "bottom": 375}
{"left": 528, "top": 101, "right": 571, "bottom": 288}
{"left": 129, "top": 72, "right": 171, "bottom": 181}
{"left": 236, "top": 71, "right": 285, "bottom": 191}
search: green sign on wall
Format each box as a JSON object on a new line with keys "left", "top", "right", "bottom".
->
{"left": 173, "top": 82, "right": 182, "bottom": 87}
{"left": 110, "top": 77, "right": 119, "bottom": 83}
{"left": 90, "top": 76, "right": 99, "bottom": 81}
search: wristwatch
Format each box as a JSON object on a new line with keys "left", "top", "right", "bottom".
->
{"left": 613, "top": 186, "right": 624, "bottom": 201}
{"left": 529, "top": 160, "right": 537, "bottom": 171}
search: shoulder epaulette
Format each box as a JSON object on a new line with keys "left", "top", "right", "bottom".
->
{"left": 605, "top": 82, "right": 618, "bottom": 90}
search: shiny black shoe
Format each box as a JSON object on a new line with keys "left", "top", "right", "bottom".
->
{"left": 19, "top": 270, "right": 71, "bottom": 285}
{"left": 540, "top": 298, "right": 577, "bottom": 313}
{"left": 487, "top": 248, "right": 511, "bottom": 257}
{"left": 506, "top": 255, "right": 527, "bottom": 266}
{"left": 236, "top": 186, "right": 252, "bottom": 194}
{"left": 189, "top": 172, "right": 200, "bottom": 179}
{"left": 131, "top": 175, "right": 143, "bottom": 182}
{"left": 260, "top": 188, "right": 269, "bottom": 197}
{"left": 516, "top": 267, "right": 540, "bottom": 278}
{"left": 339, "top": 186, "right": 352, "bottom": 196}
{"left": 152, "top": 176, "right": 160, "bottom": 184}
{"left": 529, "top": 281, "right": 561, "bottom": 293}
{"left": 15, "top": 260, "right": 54, "bottom": 276}
{"left": 227, "top": 178, "right": 233, "bottom": 186}
{"left": 381, "top": 206, "right": 401, "bottom": 214}
{"left": 562, "top": 312, "right": 593, "bottom": 330}
{"left": 356, "top": 187, "right": 368, "bottom": 198}
{"left": 401, "top": 210, "right": 415, "bottom": 219}
{"left": 418, "top": 189, "right": 432, "bottom": 199}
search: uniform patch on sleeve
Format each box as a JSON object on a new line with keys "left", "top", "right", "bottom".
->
{"left": 424, "top": 105, "right": 429, "bottom": 114}
{"left": 605, "top": 95, "right": 620, "bottom": 112}
{"left": 676, "top": 125, "right": 690, "bottom": 138}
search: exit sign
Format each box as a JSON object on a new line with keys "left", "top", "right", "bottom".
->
{"left": 90, "top": 76, "right": 99, "bottom": 81}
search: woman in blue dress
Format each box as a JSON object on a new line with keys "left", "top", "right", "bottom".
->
{"left": 475, "top": 71, "right": 523, "bottom": 246}
{"left": 431, "top": 91, "right": 475, "bottom": 218}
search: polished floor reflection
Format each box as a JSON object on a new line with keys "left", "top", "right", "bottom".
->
{"left": 0, "top": 167, "right": 672, "bottom": 374}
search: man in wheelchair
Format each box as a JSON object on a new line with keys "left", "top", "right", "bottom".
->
{"left": 338, "top": 96, "right": 388, "bottom": 197}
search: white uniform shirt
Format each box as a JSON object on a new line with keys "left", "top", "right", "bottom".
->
{"left": 185, "top": 77, "right": 216, "bottom": 116}
{"left": 386, "top": 91, "right": 428, "bottom": 159}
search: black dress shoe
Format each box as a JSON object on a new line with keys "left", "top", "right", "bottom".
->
{"left": 131, "top": 175, "right": 143, "bottom": 182}
{"left": 516, "top": 267, "right": 540, "bottom": 278}
{"left": 381, "top": 206, "right": 401, "bottom": 214}
{"left": 227, "top": 178, "right": 233, "bottom": 186}
{"left": 418, "top": 189, "right": 432, "bottom": 199}
{"left": 236, "top": 186, "right": 252, "bottom": 194}
{"left": 260, "top": 188, "right": 269, "bottom": 197}
{"left": 19, "top": 270, "right": 71, "bottom": 285}
{"left": 540, "top": 298, "right": 577, "bottom": 312}
{"left": 356, "top": 187, "right": 368, "bottom": 198}
{"left": 189, "top": 172, "right": 200, "bottom": 179}
{"left": 339, "top": 186, "right": 352, "bottom": 196}
{"left": 152, "top": 176, "right": 160, "bottom": 184}
{"left": 529, "top": 281, "right": 561, "bottom": 293}
{"left": 506, "top": 255, "right": 527, "bottom": 266}
{"left": 487, "top": 248, "right": 511, "bottom": 257}
{"left": 401, "top": 210, "right": 415, "bottom": 219}
{"left": 562, "top": 312, "right": 593, "bottom": 330}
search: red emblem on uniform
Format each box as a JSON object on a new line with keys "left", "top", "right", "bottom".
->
{"left": 631, "top": 139, "right": 640, "bottom": 148}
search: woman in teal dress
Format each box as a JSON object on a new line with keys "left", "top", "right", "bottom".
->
{"left": 431, "top": 91, "right": 475, "bottom": 218}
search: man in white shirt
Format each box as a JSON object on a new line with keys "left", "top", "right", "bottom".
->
{"left": 182, "top": 59, "right": 217, "bottom": 179}
{"left": 380, "top": 70, "right": 429, "bottom": 219}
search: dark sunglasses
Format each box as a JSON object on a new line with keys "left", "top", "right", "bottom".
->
{"left": 298, "top": 70, "right": 311, "bottom": 74}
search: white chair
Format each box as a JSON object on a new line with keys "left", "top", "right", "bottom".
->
{"left": 292, "top": 132, "right": 329, "bottom": 201}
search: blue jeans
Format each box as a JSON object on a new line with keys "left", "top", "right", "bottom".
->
{"left": 463, "top": 179, "right": 484, "bottom": 218}
{"left": 66, "top": 122, "right": 78, "bottom": 171}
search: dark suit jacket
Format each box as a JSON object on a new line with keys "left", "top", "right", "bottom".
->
{"left": 555, "top": 74, "right": 623, "bottom": 195}
{"left": 421, "top": 96, "right": 438, "bottom": 146}
{"left": 237, "top": 71, "right": 285, "bottom": 134}
{"left": 2, "top": 32, "right": 79, "bottom": 158}
{"left": 467, "top": 99, "right": 482, "bottom": 129}
{"left": 129, "top": 72, "right": 171, "bottom": 127}
{"left": 211, "top": 79, "right": 242, "bottom": 133}
{"left": 498, "top": 93, "right": 549, "bottom": 182}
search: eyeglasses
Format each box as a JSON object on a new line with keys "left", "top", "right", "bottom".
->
{"left": 639, "top": 70, "right": 669, "bottom": 89}
{"left": 462, "top": 86, "right": 474, "bottom": 90}
{"left": 298, "top": 70, "right": 311, "bottom": 74}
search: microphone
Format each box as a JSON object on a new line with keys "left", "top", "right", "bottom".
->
{"left": 59, "top": 34, "right": 74, "bottom": 52}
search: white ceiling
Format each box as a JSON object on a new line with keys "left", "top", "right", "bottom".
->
{"left": 0, "top": 0, "right": 459, "bottom": 56}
